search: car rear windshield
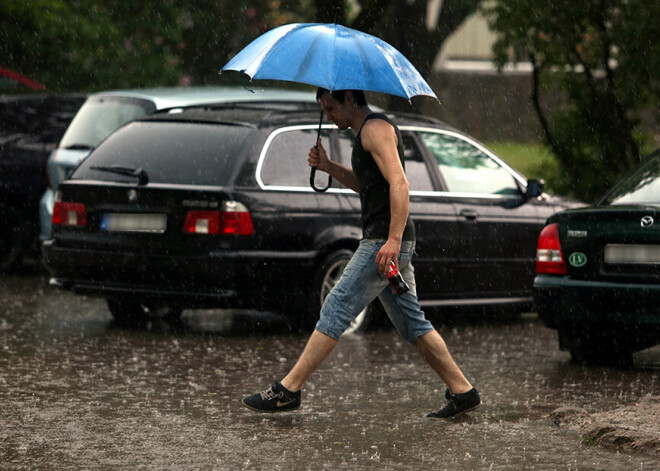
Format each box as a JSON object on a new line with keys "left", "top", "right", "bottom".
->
{"left": 59, "top": 96, "right": 156, "bottom": 149}
{"left": 602, "top": 151, "right": 660, "bottom": 206}
{"left": 71, "top": 121, "right": 251, "bottom": 186}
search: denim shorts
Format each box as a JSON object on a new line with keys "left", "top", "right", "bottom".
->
{"left": 315, "top": 239, "right": 435, "bottom": 344}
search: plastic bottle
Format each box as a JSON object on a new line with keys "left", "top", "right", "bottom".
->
{"left": 387, "top": 261, "right": 410, "bottom": 295}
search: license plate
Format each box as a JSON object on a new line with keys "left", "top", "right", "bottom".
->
{"left": 102, "top": 213, "right": 167, "bottom": 233}
{"left": 604, "top": 244, "right": 660, "bottom": 264}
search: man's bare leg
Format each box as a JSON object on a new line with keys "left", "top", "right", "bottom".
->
{"left": 281, "top": 329, "right": 338, "bottom": 392}
{"left": 415, "top": 329, "right": 473, "bottom": 394}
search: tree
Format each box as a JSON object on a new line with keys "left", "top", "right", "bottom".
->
{"left": 484, "top": 0, "right": 660, "bottom": 202}
{"left": 1, "top": 0, "right": 476, "bottom": 100}
{"left": 177, "top": 0, "right": 314, "bottom": 85}
{"left": 0, "top": 0, "right": 186, "bottom": 90}
{"left": 0, "top": 1, "right": 308, "bottom": 90}
{"left": 346, "top": 0, "right": 482, "bottom": 110}
{"left": 315, "top": 0, "right": 345, "bottom": 24}
{"left": 352, "top": 0, "right": 480, "bottom": 78}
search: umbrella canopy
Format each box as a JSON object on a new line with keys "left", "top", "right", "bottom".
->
{"left": 222, "top": 23, "right": 436, "bottom": 100}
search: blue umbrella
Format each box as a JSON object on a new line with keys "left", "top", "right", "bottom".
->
{"left": 223, "top": 23, "right": 436, "bottom": 190}
{"left": 222, "top": 23, "right": 436, "bottom": 100}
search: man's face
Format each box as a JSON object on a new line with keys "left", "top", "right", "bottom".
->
{"left": 319, "top": 94, "right": 351, "bottom": 131}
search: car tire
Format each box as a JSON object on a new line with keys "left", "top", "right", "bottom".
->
{"left": 0, "top": 205, "right": 31, "bottom": 273}
{"left": 560, "top": 329, "right": 635, "bottom": 366}
{"left": 106, "top": 299, "right": 182, "bottom": 325}
{"left": 307, "top": 249, "right": 377, "bottom": 334}
{"left": 569, "top": 345, "right": 634, "bottom": 366}
{"left": 569, "top": 348, "right": 635, "bottom": 366}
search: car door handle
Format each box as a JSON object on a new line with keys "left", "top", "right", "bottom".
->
{"left": 460, "top": 209, "right": 479, "bottom": 220}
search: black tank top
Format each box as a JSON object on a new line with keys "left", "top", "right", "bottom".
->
{"left": 352, "top": 113, "right": 415, "bottom": 241}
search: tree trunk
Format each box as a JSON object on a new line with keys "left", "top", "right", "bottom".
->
{"left": 529, "top": 53, "right": 561, "bottom": 158}
{"left": 316, "top": 0, "right": 346, "bottom": 24}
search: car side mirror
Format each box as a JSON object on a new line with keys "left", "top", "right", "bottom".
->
{"left": 525, "top": 179, "right": 544, "bottom": 198}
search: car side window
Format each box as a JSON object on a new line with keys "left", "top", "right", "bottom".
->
{"left": 402, "top": 134, "right": 434, "bottom": 191}
{"left": 60, "top": 98, "right": 153, "bottom": 149}
{"left": 419, "top": 131, "right": 520, "bottom": 195}
{"left": 336, "top": 132, "right": 434, "bottom": 192}
{"left": 260, "top": 129, "right": 336, "bottom": 188}
{"left": 336, "top": 133, "right": 354, "bottom": 167}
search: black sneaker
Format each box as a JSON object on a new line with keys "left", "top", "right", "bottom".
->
{"left": 426, "top": 388, "right": 481, "bottom": 419}
{"left": 242, "top": 381, "right": 301, "bottom": 413}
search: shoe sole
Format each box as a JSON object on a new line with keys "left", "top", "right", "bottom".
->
{"left": 426, "top": 401, "right": 482, "bottom": 420}
{"left": 241, "top": 399, "right": 301, "bottom": 413}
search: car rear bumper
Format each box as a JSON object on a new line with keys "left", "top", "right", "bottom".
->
{"left": 533, "top": 274, "right": 660, "bottom": 329}
{"left": 47, "top": 276, "right": 241, "bottom": 308}
{"left": 42, "top": 240, "right": 317, "bottom": 309}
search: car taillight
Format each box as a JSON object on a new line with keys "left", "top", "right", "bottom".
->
{"left": 221, "top": 201, "right": 255, "bottom": 235}
{"left": 183, "top": 201, "right": 254, "bottom": 235}
{"left": 536, "top": 223, "right": 567, "bottom": 275}
{"left": 183, "top": 211, "right": 221, "bottom": 234}
{"left": 52, "top": 191, "right": 87, "bottom": 227}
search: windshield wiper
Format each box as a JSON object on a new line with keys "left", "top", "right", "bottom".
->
{"left": 90, "top": 165, "right": 149, "bottom": 185}
{"left": 64, "top": 143, "right": 95, "bottom": 151}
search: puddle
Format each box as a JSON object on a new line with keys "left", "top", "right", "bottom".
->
{"left": 0, "top": 271, "right": 658, "bottom": 469}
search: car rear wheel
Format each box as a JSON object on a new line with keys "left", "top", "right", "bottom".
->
{"left": 569, "top": 346, "right": 634, "bottom": 366}
{"left": 310, "top": 249, "right": 376, "bottom": 334}
{"left": 106, "top": 299, "right": 183, "bottom": 325}
{"left": 560, "top": 329, "right": 634, "bottom": 366}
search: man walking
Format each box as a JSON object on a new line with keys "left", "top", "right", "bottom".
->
{"left": 242, "top": 89, "right": 480, "bottom": 419}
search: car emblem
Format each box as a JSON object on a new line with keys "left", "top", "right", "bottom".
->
{"left": 567, "top": 230, "right": 587, "bottom": 238}
{"left": 128, "top": 189, "right": 138, "bottom": 203}
{"left": 641, "top": 216, "right": 654, "bottom": 228}
{"left": 568, "top": 252, "right": 587, "bottom": 267}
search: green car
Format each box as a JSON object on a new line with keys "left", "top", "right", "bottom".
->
{"left": 534, "top": 148, "right": 660, "bottom": 364}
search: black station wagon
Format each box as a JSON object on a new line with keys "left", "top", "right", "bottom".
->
{"left": 42, "top": 105, "right": 575, "bottom": 331}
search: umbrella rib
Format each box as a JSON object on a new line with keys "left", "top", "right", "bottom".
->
{"left": 330, "top": 25, "right": 337, "bottom": 91}
{"left": 381, "top": 44, "right": 420, "bottom": 97}
{"left": 354, "top": 35, "right": 404, "bottom": 97}
{"left": 372, "top": 36, "right": 433, "bottom": 98}
{"left": 249, "top": 24, "right": 306, "bottom": 78}
{"left": 293, "top": 30, "right": 325, "bottom": 84}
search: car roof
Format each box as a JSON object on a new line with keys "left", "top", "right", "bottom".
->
{"left": 140, "top": 106, "right": 455, "bottom": 132}
{"left": 87, "top": 86, "right": 317, "bottom": 110}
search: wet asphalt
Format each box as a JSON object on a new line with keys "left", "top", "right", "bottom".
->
{"left": 0, "top": 265, "right": 659, "bottom": 470}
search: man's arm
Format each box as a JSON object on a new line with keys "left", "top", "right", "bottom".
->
{"left": 308, "top": 139, "right": 360, "bottom": 192}
{"left": 360, "top": 119, "right": 410, "bottom": 274}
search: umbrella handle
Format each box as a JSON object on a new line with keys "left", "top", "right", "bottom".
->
{"left": 310, "top": 109, "right": 332, "bottom": 192}
{"left": 310, "top": 167, "right": 332, "bottom": 192}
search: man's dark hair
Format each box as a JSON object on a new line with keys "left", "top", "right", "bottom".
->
{"left": 316, "top": 88, "right": 367, "bottom": 107}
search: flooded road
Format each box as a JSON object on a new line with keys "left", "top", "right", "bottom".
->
{"left": 1, "top": 268, "right": 659, "bottom": 470}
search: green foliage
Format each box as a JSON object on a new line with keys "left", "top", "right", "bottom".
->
{"left": 484, "top": 0, "right": 660, "bottom": 202}
{"left": 0, "top": 0, "right": 313, "bottom": 91}
{"left": 486, "top": 141, "right": 561, "bottom": 194}
{"left": 583, "top": 437, "right": 599, "bottom": 446}
{"left": 1, "top": 0, "right": 474, "bottom": 98}
{"left": 1, "top": 0, "right": 181, "bottom": 90}
{"left": 177, "top": 0, "right": 313, "bottom": 84}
